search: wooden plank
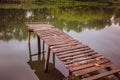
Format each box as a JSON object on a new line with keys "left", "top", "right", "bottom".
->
{"left": 66, "top": 53, "right": 102, "bottom": 61}
{"left": 44, "top": 47, "right": 51, "bottom": 72}
{"left": 44, "top": 36, "right": 73, "bottom": 43}
{"left": 73, "top": 62, "right": 113, "bottom": 76}
{"left": 27, "top": 23, "right": 116, "bottom": 78}
{"left": 65, "top": 58, "right": 110, "bottom": 69}
{"left": 67, "top": 58, "right": 110, "bottom": 72}
{"left": 38, "top": 37, "right": 72, "bottom": 46}
{"left": 35, "top": 30, "right": 64, "bottom": 37}
{"left": 62, "top": 54, "right": 103, "bottom": 64}
{"left": 37, "top": 28, "right": 64, "bottom": 36}
{"left": 39, "top": 35, "right": 74, "bottom": 45}
{"left": 27, "top": 23, "right": 54, "bottom": 31}
{"left": 52, "top": 45, "right": 88, "bottom": 53}
{"left": 34, "top": 27, "right": 54, "bottom": 31}
{"left": 52, "top": 44, "right": 84, "bottom": 52}
{"left": 36, "top": 28, "right": 68, "bottom": 38}
{"left": 37, "top": 36, "right": 41, "bottom": 60}
{"left": 42, "top": 34, "right": 72, "bottom": 40}
{"left": 45, "top": 39, "right": 75, "bottom": 46}
{"left": 35, "top": 27, "right": 61, "bottom": 33}
{"left": 50, "top": 42, "right": 81, "bottom": 49}
{"left": 56, "top": 47, "right": 91, "bottom": 56}
{"left": 46, "top": 39, "right": 76, "bottom": 46}
{"left": 64, "top": 56, "right": 104, "bottom": 65}
{"left": 60, "top": 52, "right": 97, "bottom": 61}
{"left": 49, "top": 40, "right": 79, "bottom": 46}
{"left": 81, "top": 68, "right": 120, "bottom": 80}
{"left": 57, "top": 49, "right": 93, "bottom": 59}
{"left": 28, "top": 31, "right": 31, "bottom": 44}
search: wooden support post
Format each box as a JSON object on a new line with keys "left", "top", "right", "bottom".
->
{"left": 53, "top": 53, "right": 55, "bottom": 67}
{"left": 28, "top": 43, "right": 32, "bottom": 61}
{"left": 42, "top": 41, "right": 45, "bottom": 60}
{"left": 44, "top": 47, "right": 50, "bottom": 72}
{"left": 37, "top": 36, "right": 41, "bottom": 60}
{"left": 28, "top": 31, "right": 31, "bottom": 44}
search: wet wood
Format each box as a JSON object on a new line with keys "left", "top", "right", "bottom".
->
{"left": 73, "top": 62, "right": 113, "bottom": 76}
{"left": 57, "top": 49, "right": 94, "bottom": 59}
{"left": 37, "top": 36, "right": 41, "bottom": 60}
{"left": 28, "top": 31, "right": 31, "bottom": 44}
{"left": 27, "top": 22, "right": 118, "bottom": 80}
{"left": 60, "top": 52, "right": 97, "bottom": 61}
{"left": 50, "top": 42, "right": 81, "bottom": 49}
{"left": 27, "top": 22, "right": 54, "bottom": 31}
{"left": 81, "top": 68, "right": 120, "bottom": 80}
{"left": 44, "top": 47, "right": 51, "bottom": 72}
{"left": 66, "top": 58, "right": 111, "bottom": 71}
{"left": 53, "top": 45, "right": 88, "bottom": 53}
{"left": 42, "top": 40, "right": 45, "bottom": 60}
{"left": 49, "top": 40, "right": 79, "bottom": 46}
{"left": 56, "top": 47, "right": 90, "bottom": 56}
{"left": 63, "top": 54, "right": 103, "bottom": 65}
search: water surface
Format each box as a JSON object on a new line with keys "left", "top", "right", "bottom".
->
{"left": 0, "top": 6, "right": 120, "bottom": 80}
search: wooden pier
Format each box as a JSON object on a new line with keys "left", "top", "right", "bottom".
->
{"left": 27, "top": 22, "right": 120, "bottom": 80}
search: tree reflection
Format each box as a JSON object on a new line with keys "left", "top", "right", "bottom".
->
{"left": 112, "top": 8, "right": 120, "bottom": 25}
{"left": 0, "top": 9, "right": 27, "bottom": 41}
{"left": 0, "top": 6, "right": 120, "bottom": 41}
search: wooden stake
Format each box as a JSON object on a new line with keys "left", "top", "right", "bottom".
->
{"left": 28, "top": 43, "right": 32, "bottom": 61}
{"left": 53, "top": 53, "right": 55, "bottom": 67}
{"left": 42, "top": 41, "right": 45, "bottom": 60}
{"left": 44, "top": 46, "right": 50, "bottom": 72}
{"left": 37, "top": 36, "right": 41, "bottom": 60}
{"left": 28, "top": 31, "right": 30, "bottom": 44}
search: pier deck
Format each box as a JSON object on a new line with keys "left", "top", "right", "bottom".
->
{"left": 27, "top": 22, "right": 120, "bottom": 80}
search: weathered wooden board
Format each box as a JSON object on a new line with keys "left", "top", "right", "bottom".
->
{"left": 81, "top": 68, "right": 120, "bottom": 80}
{"left": 73, "top": 62, "right": 113, "bottom": 76}
{"left": 27, "top": 22, "right": 119, "bottom": 80}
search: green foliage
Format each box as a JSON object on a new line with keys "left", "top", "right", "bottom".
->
{"left": 0, "top": 5, "right": 120, "bottom": 41}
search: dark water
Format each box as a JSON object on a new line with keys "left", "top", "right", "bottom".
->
{"left": 0, "top": 6, "right": 120, "bottom": 80}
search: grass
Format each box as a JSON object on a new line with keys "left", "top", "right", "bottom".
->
{"left": 0, "top": 1, "right": 110, "bottom": 9}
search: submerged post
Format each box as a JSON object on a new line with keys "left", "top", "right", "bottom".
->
{"left": 28, "top": 43, "right": 32, "bottom": 61}
{"left": 53, "top": 53, "right": 55, "bottom": 67}
{"left": 28, "top": 31, "right": 31, "bottom": 44}
{"left": 44, "top": 46, "right": 50, "bottom": 72}
{"left": 37, "top": 36, "right": 41, "bottom": 60}
{"left": 42, "top": 41, "right": 45, "bottom": 60}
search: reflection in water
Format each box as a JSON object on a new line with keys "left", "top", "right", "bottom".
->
{"left": 0, "top": 6, "right": 120, "bottom": 80}
{"left": 26, "top": 10, "right": 34, "bottom": 19}
{"left": 0, "top": 9, "right": 27, "bottom": 41}
{"left": 0, "top": 7, "right": 120, "bottom": 41}
{"left": 27, "top": 43, "right": 64, "bottom": 80}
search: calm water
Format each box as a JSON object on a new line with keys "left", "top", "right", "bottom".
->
{"left": 0, "top": 6, "right": 120, "bottom": 80}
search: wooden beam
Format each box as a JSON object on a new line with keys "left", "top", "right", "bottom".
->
{"left": 44, "top": 47, "right": 51, "bottom": 72}
{"left": 81, "top": 68, "right": 120, "bottom": 80}
{"left": 53, "top": 53, "right": 55, "bottom": 67}
{"left": 42, "top": 40, "right": 45, "bottom": 60}
{"left": 28, "top": 43, "right": 32, "bottom": 61}
{"left": 28, "top": 31, "right": 31, "bottom": 44}
{"left": 37, "top": 36, "right": 41, "bottom": 60}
